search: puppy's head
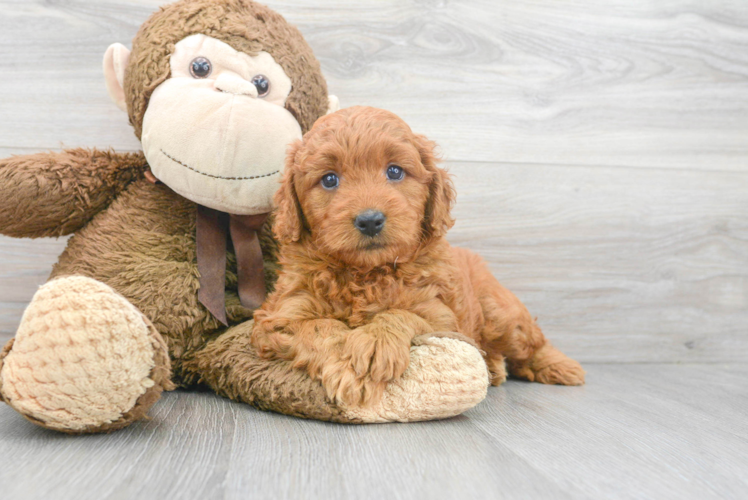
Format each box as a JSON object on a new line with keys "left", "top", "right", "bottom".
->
{"left": 274, "top": 106, "right": 455, "bottom": 268}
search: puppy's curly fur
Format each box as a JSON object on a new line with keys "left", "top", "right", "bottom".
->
{"left": 252, "top": 106, "right": 585, "bottom": 407}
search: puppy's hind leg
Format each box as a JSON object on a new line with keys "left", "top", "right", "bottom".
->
{"left": 488, "top": 302, "right": 585, "bottom": 386}
{"left": 507, "top": 341, "right": 585, "bottom": 386}
{"left": 485, "top": 354, "right": 508, "bottom": 386}
{"left": 454, "top": 247, "right": 585, "bottom": 386}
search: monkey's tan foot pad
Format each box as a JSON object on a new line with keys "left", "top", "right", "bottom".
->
{"left": 0, "top": 276, "right": 173, "bottom": 433}
{"left": 342, "top": 333, "right": 489, "bottom": 423}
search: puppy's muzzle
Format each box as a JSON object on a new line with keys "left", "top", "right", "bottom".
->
{"left": 354, "top": 210, "right": 386, "bottom": 237}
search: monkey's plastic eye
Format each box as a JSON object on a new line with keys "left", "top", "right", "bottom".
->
{"left": 189, "top": 57, "right": 212, "bottom": 78}
{"left": 321, "top": 172, "right": 339, "bottom": 190}
{"left": 251, "top": 75, "right": 271, "bottom": 97}
{"left": 386, "top": 165, "right": 405, "bottom": 181}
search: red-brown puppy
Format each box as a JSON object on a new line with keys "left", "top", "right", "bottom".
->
{"left": 251, "top": 106, "right": 585, "bottom": 407}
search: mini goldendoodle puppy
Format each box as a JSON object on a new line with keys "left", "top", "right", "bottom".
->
{"left": 251, "top": 106, "right": 585, "bottom": 406}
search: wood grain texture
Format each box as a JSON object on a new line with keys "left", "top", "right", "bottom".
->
{"left": 1, "top": 0, "right": 748, "bottom": 170}
{"left": 448, "top": 161, "right": 748, "bottom": 362}
{"left": 0, "top": 363, "right": 745, "bottom": 499}
{"left": 0, "top": 3, "right": 746, "bottom": 359}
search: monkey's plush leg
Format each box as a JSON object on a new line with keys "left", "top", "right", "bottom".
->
{"left": 183, "top": 323, "right": 489, "bottom": 423}
{"left": 0, "top": 276, "right": 173, "bottom": 433}
{"left": 0, "top": 149, "right": 146, "bottom": 238}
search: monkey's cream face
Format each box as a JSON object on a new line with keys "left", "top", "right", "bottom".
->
{"left": 140, "top": 34, "right": 302, "bottom": 215}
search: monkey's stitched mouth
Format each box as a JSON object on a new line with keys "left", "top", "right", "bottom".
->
{"left": 160, "top": 149, "right": 280, "bottom": 181}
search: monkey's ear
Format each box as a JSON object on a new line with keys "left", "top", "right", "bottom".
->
{"left": 326, "top": 95, "right": 340, "bottom": 115}
{"left": 103, "top": 43, "right": 131, "bottom": 112}
{"left": 273, "top": 140, "right": 306, "bottom": 244}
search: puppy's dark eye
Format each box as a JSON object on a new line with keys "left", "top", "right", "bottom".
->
{"left": 251, "top": 75, "right": 271, "bottom": 97}
{"left": 386, "top": 165, "right": 405, "bottom": 181}
{"left": 189, "top": 57, "right": 212, "bottom": 78}
{"left": 321, "top": 172, "right": 339, "bottom": 190}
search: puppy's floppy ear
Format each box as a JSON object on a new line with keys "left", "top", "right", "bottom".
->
{"left": 416, "top": 134, "right": 456, "bottom": 242}
{"left": 273, "top": 140, "right": 305, "bottom": 244}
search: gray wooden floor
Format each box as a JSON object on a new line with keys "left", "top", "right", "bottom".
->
{"left": 0, "top": 1, "right": 746, "bottom": 498}
{"left": 1, "top": 363, "right": 746, "bottom": 500}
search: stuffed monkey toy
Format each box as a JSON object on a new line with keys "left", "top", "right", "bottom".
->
{"left": 0, "top": 0, "right": 489, "bottom": 433}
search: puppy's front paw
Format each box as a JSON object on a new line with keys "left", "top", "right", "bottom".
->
{"left": 320, "top": 358, "right": 383, "bottom": 407}
{"left": 250, "top": 329, "right": 293, "bottom": 361}
{"left": 320, "top": 328, "right": 411, "bottom": 407}
{"left": 344, "top": 327, "right": 411, "bottom": 383}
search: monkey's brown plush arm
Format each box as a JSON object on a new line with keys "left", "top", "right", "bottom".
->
{"left": 0, "top": 148, "right": 146, "bottom": 238}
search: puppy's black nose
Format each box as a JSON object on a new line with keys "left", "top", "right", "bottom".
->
{"left": 354, "top": 210, "right": 386, "bottom": 237}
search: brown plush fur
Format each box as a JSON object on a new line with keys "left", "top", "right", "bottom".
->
{"left": 0, "top": 149, "right": 147, "bottom": 238}
{"left": 252, "top": 107, "right": 585, "bottom": 407}
{"left": 49, "top": 176, "right": 278, "bottom": 380}
{"left": 0, "top": 0, "right": 352, "bottom": 430}
{"left": 183, "top": 320, "right": 362, "bottom": 423}
{"left": 126, "top": 0, "right": 329, "bottom": 139}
